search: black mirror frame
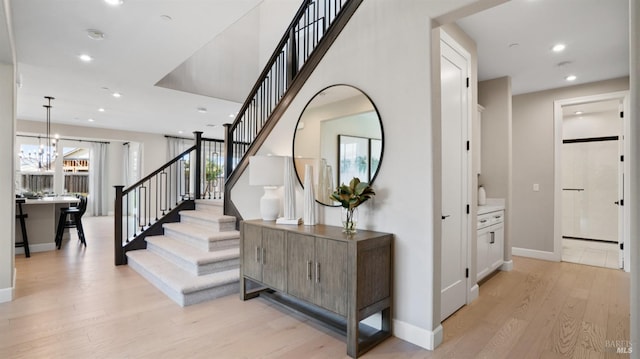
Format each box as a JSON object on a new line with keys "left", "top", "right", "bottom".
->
{"left": 291, "top": 84, "right": 384, "bottom": 207}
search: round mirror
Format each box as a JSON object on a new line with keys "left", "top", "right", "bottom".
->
{"left": 293, "top": 85, "right": 384, "bottom": 206}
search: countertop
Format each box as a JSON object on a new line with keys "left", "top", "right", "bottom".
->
{"left": 21, "top": 196, "right": 80, "bottom": 205}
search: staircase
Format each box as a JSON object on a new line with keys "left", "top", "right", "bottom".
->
{"left": 126, "top": 199, "right": 240, "bottom": 306}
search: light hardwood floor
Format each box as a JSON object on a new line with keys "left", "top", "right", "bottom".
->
{"left": 1, "top": 216, "right": 631, "bottom": 358}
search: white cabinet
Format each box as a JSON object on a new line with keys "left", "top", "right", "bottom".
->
{"left": 477, "top": 209, "right": 504, "bottom": 282}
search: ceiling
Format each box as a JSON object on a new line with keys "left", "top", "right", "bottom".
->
{"left": 5, "top": 0, "right": 631, "bottom": 142}
{"left": 10, "top": 0, "right": 270, "bottom": 140}
{"left": 456, "top": 0, "right": 629, "bottom": 95}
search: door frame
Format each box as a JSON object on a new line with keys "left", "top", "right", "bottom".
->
{"left": 440, "top": 30, "right": 473, "bottom": 314}
{"left": 553, "top": 90, "right": 630, "bottom": 272}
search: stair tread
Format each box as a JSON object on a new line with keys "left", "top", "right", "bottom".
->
{"left": 179, "top": 210, "right": 235, "bottom": 223}
{"left": 163, "top": 222, "right": 240, "bottom": 241}
{"left": 147, "top": 236, "right": 239, "bottom": 264}
{"left": 126, "top": 250, "right": 239, "bottom": 295}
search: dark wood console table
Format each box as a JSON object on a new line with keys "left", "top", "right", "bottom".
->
{"left": 240, "top": 220, "right": 393, "bottom": 358}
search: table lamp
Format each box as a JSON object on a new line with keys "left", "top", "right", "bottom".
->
{"left": 249, "top": 155, "right": 284, "bottom": 221}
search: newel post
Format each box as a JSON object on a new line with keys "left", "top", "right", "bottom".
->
{"left": 223, "top": 124, "right": 233, "bottom": 179}
{"left": 194, "top": 131, "right": 203, "bottom": 200}
{"left": 114, "top": 185, "right": 124, "bottom": 266}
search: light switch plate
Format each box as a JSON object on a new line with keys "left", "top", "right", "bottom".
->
{"left": 533, "top": 183, "right": 540, "bottom": 192}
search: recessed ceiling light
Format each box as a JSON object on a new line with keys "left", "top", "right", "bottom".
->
{"left": 574, "top": 111, "right": 583, "bottom": 115}
{"left": 552, "top": 43, "right": 566, "bottom": 52}
{"left": 88, "top": 118, "right": 95, "bottom": 122}
{"left": 178, "top": 130, "right": 184, "bottom": 134}
{"left": 79, "top": 54, "right": 93, "bottom": 62}
{"left": 197, "top": 107, "right": 207, "bottom": 113}
{"left": 104, "top": 0, "right": 123, "bottom": 6}
{"left": 98, "top": 108, "right": 105, "bottom": 112}
{"left": 565, "top": 75, "right": 577, "bottom": 81}
{"left": 87, "top": 29, "right": 105, "bottom": 40}
{"left": 206, "top": 124, "right": 217, "bottom": 127}
{"left": 228, "top": 113, "right": 235, "bottom": 118}
{"left": 112, "top": 92, "right": 122, "bottom": 98}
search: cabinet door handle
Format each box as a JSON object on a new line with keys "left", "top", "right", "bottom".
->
{"left": 262, "top": 247, "right": 266, "bottom": 264}
{"left": 480, "top": 219, "right": 488, "bottom": 223}
{"left": 490, "top": 231, "right": 495, "bottom": 244}
{"left": 307, "top": 261, "right": 312, "bottom": 281}
{"left": 494, "top": 215, "right": 502, "bottom": 219}
{"left": 315, "top": 262, "right": 321, "bottom": 283}
{"left": 255, "top": 246, "right": 260, "bottom": 263}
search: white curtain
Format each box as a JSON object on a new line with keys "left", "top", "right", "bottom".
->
{"left": 123, "top": 142, "right": 142, "bottom": 186}
{"left": 166, "top": 136, "right": 190, "bottom": 161}
{"left": 89, "top": 142, "right": 109, "bottom": 216}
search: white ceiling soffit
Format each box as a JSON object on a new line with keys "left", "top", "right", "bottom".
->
{"left": 156, "top": 0, "right": 300, "bottom": 104}
{"left": 156, "top": 6, "right": 260, "bottom": 103}
{"left": 456, "top": 0, "right": 629, "bottom": 95}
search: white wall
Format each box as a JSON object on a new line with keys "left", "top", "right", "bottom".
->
{"left": 17, "top": 119, "right": 168, "bottom": 213}
{"left": 231, "top": 0, "right": 485, "bottom": 349}
{"left": 0, "top": 63, "right": 16, "bottom": 303}
{"left": 511, "top": 77, "right": 629, "bottom": 253}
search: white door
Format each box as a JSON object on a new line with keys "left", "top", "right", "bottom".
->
{"left": 440, "top": 34, "right": 469, "bottom": 321}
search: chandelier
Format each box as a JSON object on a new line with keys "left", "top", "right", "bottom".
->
{"left": 17, "top": 96, "right": 58, "bottom": 171}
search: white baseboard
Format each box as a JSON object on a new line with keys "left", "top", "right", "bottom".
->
{"left": 500, "top": 260, "right": 513, "bottom": 271}
{"left": 15, "top": 243, "right": 56, "bottom": 255}
{"left": 468, "top": 284, "right": 479, "bottom": 303}
{"left": 393, "top": 319, "right": 443, "bottom": 350}
{"left": 0, "top": 268, "right": 16, "bottom": 303}
{"left": 512, "top": 247, "right": 559, "bottom": 262}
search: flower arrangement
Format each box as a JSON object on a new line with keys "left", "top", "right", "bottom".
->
{"left": 330, "top": 177, "right": 375, "bottom": 234}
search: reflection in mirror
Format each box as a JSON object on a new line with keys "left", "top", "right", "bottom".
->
{"left": 293, "top": 85, "right": 383, "bottom": 206}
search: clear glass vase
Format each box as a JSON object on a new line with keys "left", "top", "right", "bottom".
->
{"left": 341, "top": 207, "right": 358, "bottom": 234}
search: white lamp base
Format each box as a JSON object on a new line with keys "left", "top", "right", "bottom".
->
{"left": 260, "top": 186, "right": 280, "bottom": 221}
{"left": 276, "top": 217, "right": 302, "bottom": 225}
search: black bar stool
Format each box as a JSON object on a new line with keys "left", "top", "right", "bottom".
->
{"left": 15, "top": 198, "right": 30, "bottom": 258}
{"left": 55, "top": 195, "right": 88, "bottom": 249}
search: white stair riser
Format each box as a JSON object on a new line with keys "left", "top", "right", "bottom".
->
{"left": 180, "top": 215, "right": 236, "bottom": 231}
{"left": 147, "top": 242, "right": 239, "bottom": 276}
{"left": 163, "top": 227, "right": 239, "bottom": 251}
{"left": 127, "top": 255, "right": 239, "bottom": 307}
{"left": 182, "top": 282, "right": 239, "bottom": 307}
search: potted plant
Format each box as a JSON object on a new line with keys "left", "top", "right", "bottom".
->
{"left": 330, "top": 177, "right": 375, "bottom": 234}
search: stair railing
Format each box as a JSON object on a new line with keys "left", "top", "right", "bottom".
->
{"left": 115, "top": 131, "right": 205, "bottom": 265}
{"left": 224, "top": 0, "right": 362, "bottom": 219}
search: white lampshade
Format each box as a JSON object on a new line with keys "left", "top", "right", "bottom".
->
{"left": 249, "top": 155, "right": 284, "bottom": 186}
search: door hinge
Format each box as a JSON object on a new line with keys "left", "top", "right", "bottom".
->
{"left": 466, "top": 140, "right": 470, "bottom": 151}
{"left": 465, "top": 268, "right": 469, "bottom": 278}
{"left": 466, "top": 204, "right": 470, "bottom": 214}
{"left": 620, "top": 111, "right": 624, "bottom": 118}
{"left": 621, "top": 155, "right": 624, "bottom": 162}
{"left": 620, "top": 243, "right": 624, "bottom": 250}
{"left": 466, "top": 77, "right": 470, "bottom": 88}
{"left": 620, "top": 199, "right": 624, "bottom": 206}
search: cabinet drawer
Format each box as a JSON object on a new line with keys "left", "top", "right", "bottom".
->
{"left": 477, "top": 210, "right": 504, "bottom": 229}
